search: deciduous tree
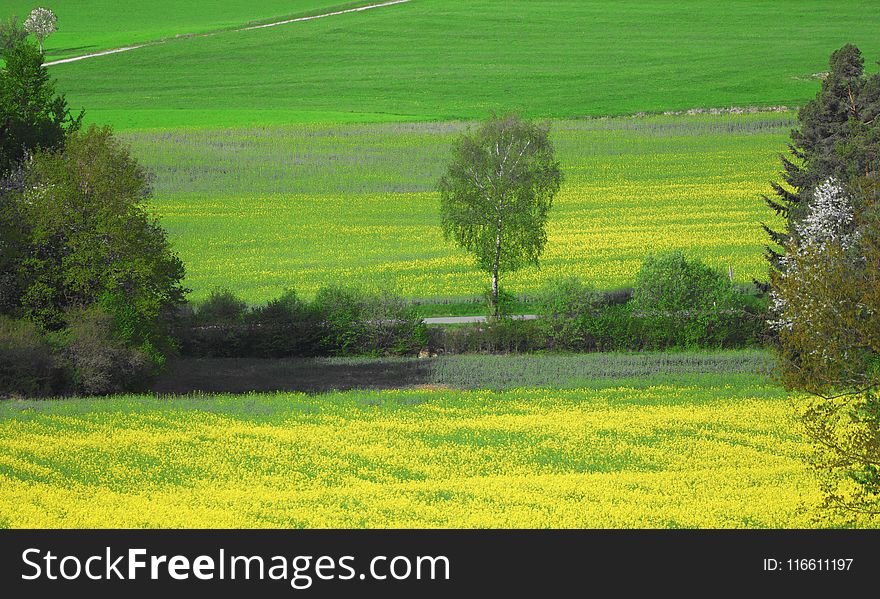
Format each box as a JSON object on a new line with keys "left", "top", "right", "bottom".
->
{"left": 438, "top": 114, "right": 562, "bottom": 316}
{"left": 0, "top": 39, "right": 81, "bottom": 175}
{"left": 23, "top": 7, "right": 56, "bottom": 54}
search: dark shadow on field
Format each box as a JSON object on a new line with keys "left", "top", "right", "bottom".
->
{"left": 45, "top": 45, "right": 96, "bottom": 56}
{"left": 152, "top": 357, "right": 433, "bottom": 395}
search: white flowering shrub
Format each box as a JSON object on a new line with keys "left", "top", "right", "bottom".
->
{"left": 770, "top": 178, "right": 861, "bottom": 332}
{"left": 795, "top": 178, "right": 860, "bottom": 250}
{"left": 23, "top": 7, "right": 57, "bottom": 54}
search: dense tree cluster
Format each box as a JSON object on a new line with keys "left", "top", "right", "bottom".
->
{"left": 1, "top": 39, "right": 186, "bottom": 395}
{"left": 766, "top": 45, "right": 880, "bottom": 519}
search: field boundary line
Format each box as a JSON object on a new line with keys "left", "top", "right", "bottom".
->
{"left": 240, "top": 0, "right": 411, "bottom": 30}
{"left": 45, "top": 0, "right": 412, "bottom": 67}
{"left": 44, "top": 43, "right": 157, "bottom": 66}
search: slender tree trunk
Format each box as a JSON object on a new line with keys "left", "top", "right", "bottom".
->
{"left": 491, "top": 228, "right": 501, "bottom": 318}
{"left": 38, "top": 37, "right": 43, "bottom": 54}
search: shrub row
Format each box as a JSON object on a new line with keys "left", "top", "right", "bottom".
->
{"left": 175, "top": 287, "right": 427, "bottom": 358}
{"left": 1, "top": 306, "right": 155, "bottom": 398}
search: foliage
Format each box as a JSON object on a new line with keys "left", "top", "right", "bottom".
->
{"left": 762, "top": 44, "right": 880, "bottom": 268}
{"left": 312, "top": 286, "right": 426, "bottom": 356}
{"left": 194, "top": 289, "right": 248, "bottom": 326}
{"left": 764, "top": 46, "right": 880, "bottom": 518}
{"left": 12, "top": 126, "right": 187, "bottom": 354}
{"left": 770, "top": 179, "right": 880, "bottom": 518}
{"left": 0, "top": 315, "right": 66, "bottom": 397}
{"left": 632, "top": 251, "right": 737, "bottom": 313}
{"left": 438, "top": 113, "right": 562, "bottom": 314}
{"left": 537, "top": 276, "right": 601, "bottom": 350}
{"left": 0, "top": 39, "right": 81, "bottom": 175}
{"left": 180, "top": 286, "right": 425, "bottom": 358}
{"left": 23, "top": 8, "right": 56, "bottom": 54}
{"left": 57, "top": 304, "right": 153, "bottom": 396}
{"left": 0, "top": 15, "right": 28, "bottom": 55}
{"left": 246, "top": 289, "right": 323, "bottom": 357}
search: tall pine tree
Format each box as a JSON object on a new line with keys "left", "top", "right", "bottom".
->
{"left": 762, "top": 44, "right": 879, "bottom": 269}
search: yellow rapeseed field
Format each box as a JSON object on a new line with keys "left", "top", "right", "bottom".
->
{"left": 0, "top": 382, "right": 856, "bottom": 528}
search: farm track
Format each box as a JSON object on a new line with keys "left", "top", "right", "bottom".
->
{"left": 44, "top": 0, "right": 412, "bottom": 66}
{"left": 423, "top": 315, "right": 539, "bottom": 324}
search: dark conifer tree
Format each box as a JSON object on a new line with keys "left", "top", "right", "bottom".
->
{"left": 762, "top": 44, "right": 879, "bottom": 270}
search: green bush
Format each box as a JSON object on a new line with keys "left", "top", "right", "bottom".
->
{"left": 194, "top": 289, "right": 248, "bottom": 326}
{"left": 632, "top": 251, "right": 735, "bottom": 312}
{"left": 628, "top": 252, "right": 766, "bottom": 348}
{"left": 60, "top": 305, "right": 153, "bottom": 395}
{"left": 0, "top": 316, "right": 67, "bottom": 397}
{"left": 537, "top": 276, "right": 602, "bottom": 350}
{"left": 247, "top": 289, "right": 323, "bottom": 357}
{"left": 313, "top": 286, "right": 426, "bottom": 356}
{"left": 178, "top": 287, "right": 426, "bottom": 358}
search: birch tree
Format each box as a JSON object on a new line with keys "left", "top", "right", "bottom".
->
{"left": 438, "top": 114, "right": 562, "bottom": 317}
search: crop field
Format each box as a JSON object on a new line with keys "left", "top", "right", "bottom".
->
{"left": 3, "top": 0, "right": 878, "bottom": 537}
{"left": 153, "top": 350, "right": 775, "bottom": 394}
{"left": 45, "top": 0, "right": 880, "bottom": 129}
{"left": 0, "top": 372, "right": 849, "bottom": 528}
{"left": 123, "top": 113, "right": 791, "bottom": 302}
{"left": 3, "top": 0, "right": 376, "bottom": 61}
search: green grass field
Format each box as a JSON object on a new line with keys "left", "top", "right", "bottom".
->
{"left": 123, "top": 113, "right": 790, "bottom": 302}
{"left": 1, "top": 370, "right": 851, "bottom": 528}
{"left": 4, "top": 1, "right": 377, "bottom": 61}
{"left": 44, "top": 0, "right": 880, "bottom": 130}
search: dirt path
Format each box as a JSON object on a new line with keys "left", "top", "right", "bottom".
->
{"left": 423, "top": 315, "right": 540, "bottom": 325}
{"left": 45, "top": 0, "right": 411, "bottom": 67}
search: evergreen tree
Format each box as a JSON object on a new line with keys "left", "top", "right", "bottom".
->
{"left": 762, "top": 44, "right": 880, "bottom": 268}
{"left": 0, "top": 39, "right": 81, "bottom": 175}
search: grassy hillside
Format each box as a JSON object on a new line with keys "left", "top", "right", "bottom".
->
{"left": 43, "top": 0, "right": 880, "bottom": 129}
{"left": 123, "top": 113, "right": 789, "bottom": 301}
{"left": 0, "top": 374, "right": 843, "bottom": 528}
{"left": 4, "top": 1, "right": 377, "bottom": 60}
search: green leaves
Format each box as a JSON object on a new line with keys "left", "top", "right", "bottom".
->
{"left": 0, "top": 40, "right": 81, "bottom": 175}
{"left": 438, "top": 113, "right": 563, "bottom": 301}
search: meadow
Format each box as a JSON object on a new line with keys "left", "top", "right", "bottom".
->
{"left": 4, "top": 0, "right": 377, "bottom": 61}
{"left": 124, "top": 113, "right": 791, "bottom": 302}
{"left": 45, "top": 0, "right": 880, "bottom": 130}
{"left": 0, "top": 370, "right": 845, "bottom": 528}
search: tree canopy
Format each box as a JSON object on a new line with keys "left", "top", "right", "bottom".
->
{"left": 767, "top": 45, "right": 880, "bottom": 520}
{"left": 762, "top": 44, "right": 880, "bottom": 268}
{"left": 23, "top": 7, "right": 57, "bottom": 54}
{"left": 0, "top": 39, "right": 81, "bottom": 175}
{"left": 438, "top": 114, "right": 562, "bottom": 315}
{"left": 6, "top": 126, "right": 187, "bottom": 360}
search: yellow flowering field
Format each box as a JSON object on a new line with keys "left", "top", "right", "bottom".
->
{"left": 0, "top": 378, "right": 853, "bottom": 528}
{"left": 133, "top": 114, "right": 790, "bottom": 302}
